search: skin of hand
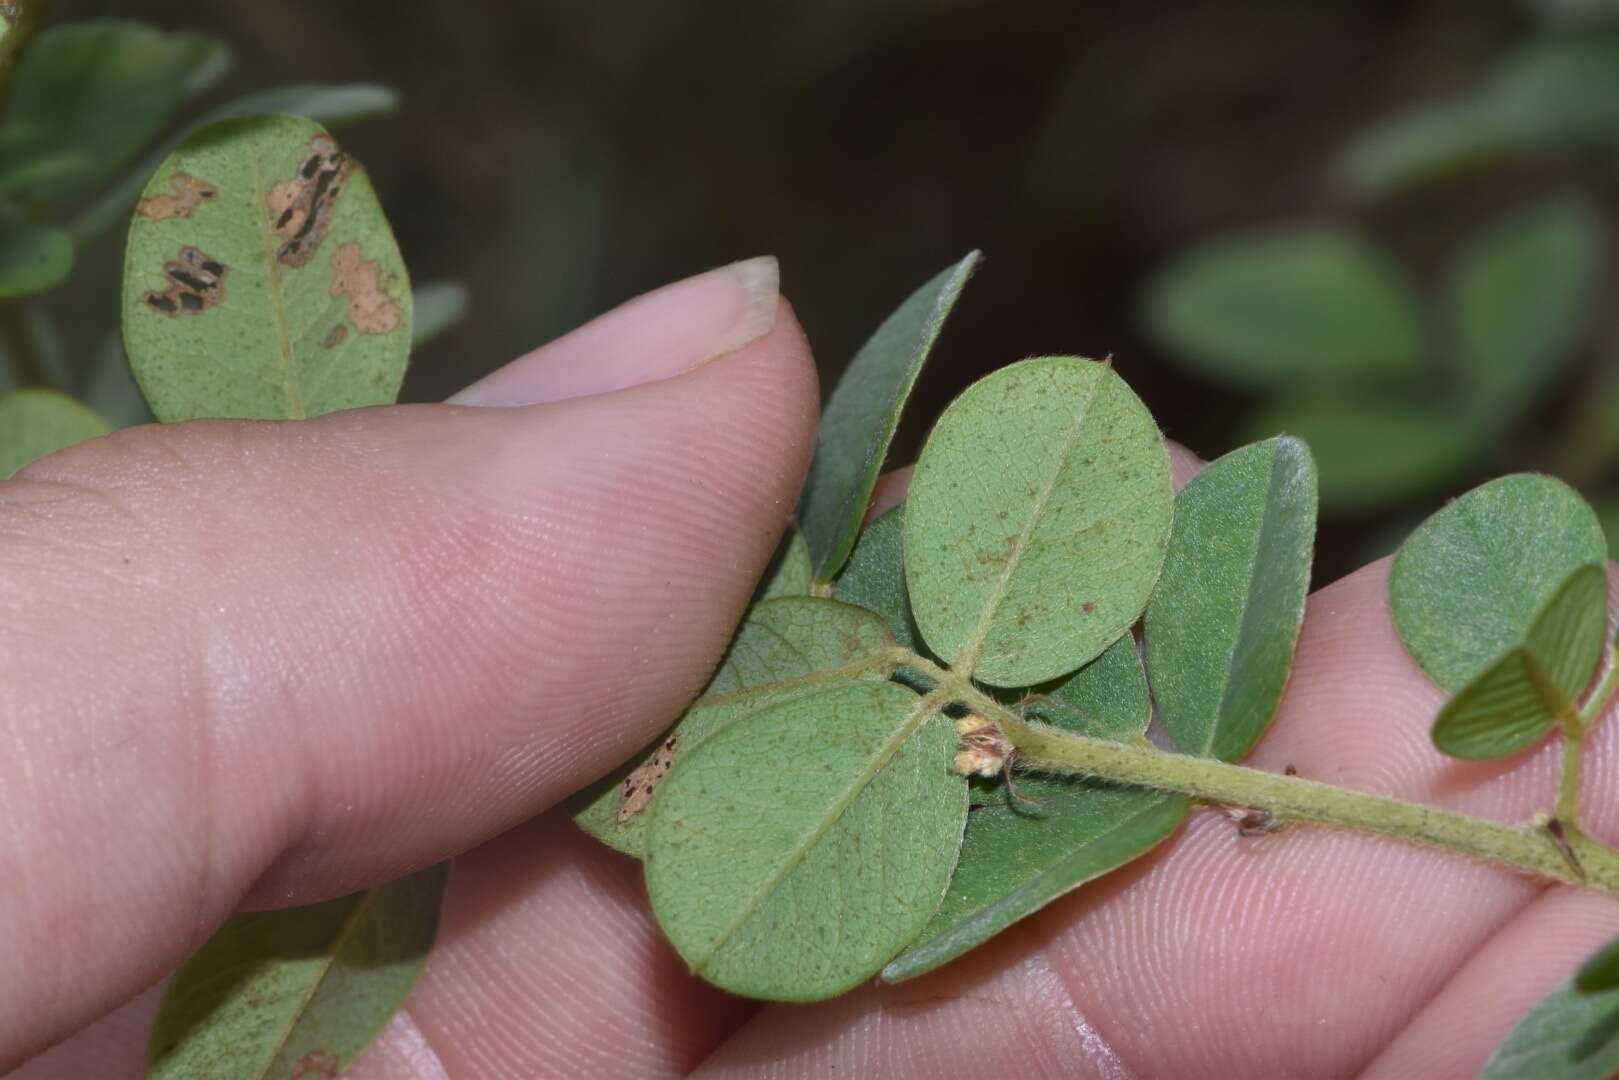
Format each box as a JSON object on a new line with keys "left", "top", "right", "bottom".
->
{"left": 8, "top": 263, "right": 1619, "bottom": 1080}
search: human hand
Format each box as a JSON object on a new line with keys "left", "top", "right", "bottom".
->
{"left": 12, "top": 262, "right": 1619, "bottom": 1078}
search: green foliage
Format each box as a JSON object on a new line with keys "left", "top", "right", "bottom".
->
{"left": 0, "top": 21, "right": 228, "bottom": 203}
{"left": 757, "top": 527, "right": 814, "bottom": 600}
{"left": 123, "top": 115, "right": 412, "bottom": 421}
{"left": 644, "top": 680, "right": 966, "bottom": 1000}
{"left": 1141, "top": 226, "right": 1422, "bottom": 388}
{"left": 831, "top": 505, "right": 920, "bottom": 650}
{"left": 1430, "top": 563, "right": 1608, "bottom": 759}
{"left": 410, "top": 280, "right": 471, "bottom": 349}
{"left": 904, "top": 357, "right": 1172, "bottom": 686}
{"left": 1483, "top": 972, "right": 1619, "bottom": 1080}
{"left": 148, "top": 864, "right": 449, "bottom": 1080}
{"left": 574, "top": 596, "right": 896, "bottom": 856}
{"left": 1392, "top": 474, "right": 1607, "bottom": 693}
{"left": 1448, "top": 198, "right": 1602, "bottom": 423}
{"left": 0, "top": 217, "right": 71, "bottom": 298}
{"left": 1578, "top": 934, "right": 1619, "bottom": 992}
{"left": 0, "top": 387, "right": 109, "bottom": 476}
{"left": 798, "top": 250, "right": 978, "bottom": 580}
{"left": 1144, "top": 437, "right": 1317, "bottom": 761}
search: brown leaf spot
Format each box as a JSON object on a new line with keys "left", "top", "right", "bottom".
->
{"left": 329, "top": 241, "right": 403, "bottom": 335}
{"left": 290, "top": 1050, "right": 339, "bottom": 1079}
{"left": 323, "top": 323, "right": 348, "bottom": 349}
{"left": 136, "top": 172, "right": 218, "bottom": 221}
{"left": 142, "top": 246, "right": 226, "bottom": 317}
{"left": 268, "top": 134, "right": 353, "bottom": 268}
{"left": 617, "top": 735, "right": 678, "bottom": 824}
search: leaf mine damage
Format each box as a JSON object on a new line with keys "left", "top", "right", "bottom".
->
{"left": 618, "top": 735, "right": 678, "bottom": 823}
{"left": 135, "top": 172, "right": 218, "bottom": 221}
{"left": 329, "top": 240, "right": 403, "bottom": 335}
{"left": 267, "top": 133, "right": 352, "bottom": 268}
{"left": 142, "top": 246, "right": 225, "bottom": 316}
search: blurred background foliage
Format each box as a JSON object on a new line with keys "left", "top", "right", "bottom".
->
{"left": 7, "top": 0, "right": 1619, "bottom": 581}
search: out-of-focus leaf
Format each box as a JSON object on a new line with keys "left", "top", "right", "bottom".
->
{"left": 1144, "top": 437, "right": 1317, "bottom": 761}
{"left": 1141, "top": 226, "right": 1423, "bottom": 388}
{"left": 1576, "top": 933, "right": 1619, "bottom": 993}
{"left": 83, "top": 334, "right": 155, "bottom": 429}
{"left": 905, "top": 357, "right": 1172, "bottom": 687}
{"left": 122, "top": 116, "right": 412, "bottom": 421}
{"left": 410, "top": 280, "right": 469, "bottom": 349}
{"left": 1392, "top": 473, "right": 1607, "bottom": 692}
{"left": 0, "top": 219, "right": 71, "bottom": 299}
{"left": 1246, "top": 397, "right": 1480, "bottom": 512}
{"left": 1528, "top": 0, "right": 1619, "bottom": 26}
{"left": 799, "top": 251, "right": 978, "bottom": 581}
{"left": 1448, "top": 198, "right": 1602, "bottom": 424}
{"left": 0, "top": 21, "right": 227, "bottom": 202}
{"left": 1340, "top": 37, "right": 1619, "bottom": 198}
{"left": 1430, "top": 564, "right": 1608, "bottom": 759}
{"left": 645, "top": 681, "right": 965, "bottom": 1000}
{"left": 1482, "top": 973, "right": 1619, "bottom": 1080}
{"left": 148, "top": 864, "right": 448, "bottom": 1080}
{"left": 72, "top": 83, "right": 402, "bottom": 241}
{"left": 0, "top": 388, "right": 111, "bottom": 477}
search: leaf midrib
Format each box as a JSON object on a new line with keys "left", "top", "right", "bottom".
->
{"left": 248, "top": 142, "right": 306, "bottom": 419}
{"left": 256, "top": 888, "right": 376, "bottom": 1077}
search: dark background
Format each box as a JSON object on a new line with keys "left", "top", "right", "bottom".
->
{"left": 50, "top": 1, "right": 1586, "bottom": 577}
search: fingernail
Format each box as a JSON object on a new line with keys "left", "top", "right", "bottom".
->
{"left": 452, "top": 255, "right": 780, "bottom": 407}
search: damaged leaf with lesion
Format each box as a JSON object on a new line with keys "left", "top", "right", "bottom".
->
{"left": 121, "top": 114, "right": 412, "bottom": 422}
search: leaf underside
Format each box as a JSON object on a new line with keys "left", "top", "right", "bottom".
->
{"left": 1482, "top": 975, "right": 1619, "bottom": 1080}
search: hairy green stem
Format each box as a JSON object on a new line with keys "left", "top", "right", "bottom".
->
{"left": 1557, "top": 647, "right": 1619, "bottom": 835}
{"left": 901, "top": 653, "right": 1619, "bottom": 896}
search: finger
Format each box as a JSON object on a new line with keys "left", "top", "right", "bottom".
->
{"left": 0, "top": 292, "right": 816, "bottom": 1064}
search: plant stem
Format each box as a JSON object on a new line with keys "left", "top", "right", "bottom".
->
{"left": 1558, "top": 647, "right": 1619, "bottom": 833}
{"left": 902, "top": 654, "right": 1619, "bottom": 896}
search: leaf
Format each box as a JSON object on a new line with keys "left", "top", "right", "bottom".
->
{"left": 410, "top": 280, "right": 470, "bottom": 349}
{"left": 1392, "top": 473, "right": 1608, "bottom": 693}
{"left": 1143, "top": 437, "right": 1317, "bottom": 761}
{"left": 798, "top": 251, "right": 979, "bottom": 581}
{"left": 1140, "top": 226, "right": 1423, "bottom": 388}
{"left": 1340, "top": 37, "right": 1619, "bottom": 198}
{"left": 71, "top": 83, "right": 402, "bottom": 242}
{"left": 148, "top": 863, "right": 448, "bottom": 1080}
{"left": 1431, "top": 563, "right": 1608, "bottom": 759}
{"left": 832, "top": 504, "right": 920, "bottom": 651}
{"left": 882, "top": 787, "right": 1186, "bottom": 982}
{"left": 758, "top": 528, "right": 814, "bottom": 601}
{"left": 0, "top": 388, "right": 111, "bottom": 477}
{"left": 574, "top": 596, "right": 896, "bottom": 856}
{"left": 0, "top": 218, "right": 72, "bottom": 299}
{"left": 122, "top": 115, "right": 413, "bottom": 422}
{"left": 1246, "top": 396, "right": 1481, "bottom": 512}
{"left": 973, "top": 632, "right": 1151, "bottom": 805}
{"left": 1482, "top": 975, "right": 1619, "bottom": 1080}
{"left": 0, "top": 21, "right": 225, "bottom": 202}
{"left": 904, "top": 357, "right": 1173, "bottom": 687}
{"left": 645, "top": 680, "right": 964, "bottom": 1000}
{"left": 83, "top": 334, "right": 156, "bottom": 429}
{"left": 1449, "top": 198, "right": 1602, "bottom": 424}
{"left": 1576, "top": 933, "right": 1619, "bottom": 993}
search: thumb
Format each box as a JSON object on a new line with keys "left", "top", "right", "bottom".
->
{"left": 0, "top": 260, "right": 817, "bottom": 1064}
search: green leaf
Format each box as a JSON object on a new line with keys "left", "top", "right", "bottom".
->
{"left": 904, "top": 357, "right": 1173, "bottom": 687}
{"left": 83, "top": 334, "right": 156, "bottom": 429}
{"left": 574, "top": 596, "right": 896, "bottom": 857}
{"left": 0, "top": 219, "right": 72, "bottom": 299}
{"left": 122, "top": 115, "right": 412, "bottom": 422}
{"left": 645, "top": 680, "right": 965, "bottom": 1000}
{"left": 1482, "top": 975, "right": 1619, "bottom": 1080}
{"left": 757, "top": 528, "right": 814, "bottom": 601}
{"left": 0, "top": 388, "right": 111, "bottom": 477}
{"left": 1340, "top": 37, "right": 1619, "bottom": 198}
{"left": 1246, "top": 397, "right": 1480, "bottom": 512}
{"left": 1144, "top": 437, "right": 1317, "bottom": 761}
{"left": 410, "top": 280, "right": 470, "bottom": 349}
{"left": 1576, "top": 933, "right": 1619, "bottom": 993}
{"left": 1392, "top": 473, "right": 1608, "bottom": 693}
{"left": 1431, "top": 563, "right": 1608, "bottom": 759}
{"left": 882, "top": 787, "right": 1186, "bottom": 982}
{"left": 71, "top": 83, "right": 402, "bottom": 242}
{"left": 1449, "top": 198, "right": 1602, "bottom": 424}
{"left": 832, "top": 505, "right": 920, "bottom": 651}
{"left": 1141, "top": 226, "right": 1423, "bottom": 388}
{"left": 0, "top": 21, "right": 225, "bottom": 202}
{"left": 148, "top": 863, "right": 448, "bottom": 1080}
{"left": 973, "top": 633, "right": 1150, "bottom": 806}
{"left": 799, "top": 251, "right": 979, "bottom": 581}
